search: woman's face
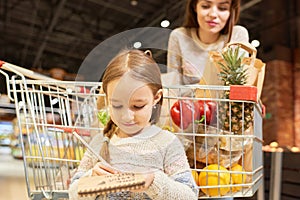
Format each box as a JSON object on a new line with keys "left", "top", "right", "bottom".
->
{"left": 106, "top": 74, "right": 161, "bottom": 137}
{"left": 195, "top": 0, "right": 231, "bottom": 35}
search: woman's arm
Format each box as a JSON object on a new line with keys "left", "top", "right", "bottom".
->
{"left": 231, "top": 25, "right": 249, "bottom": 43}
{"left": 166, "top": 29, "right": 183, "bottom": 85}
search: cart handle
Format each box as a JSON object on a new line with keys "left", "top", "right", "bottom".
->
{"left": 0, "top": 61, "right": 58, "bottom": 81}
{"left": 0, "top": 61, "right": 14, "bottom": 101}
{"left": 0, "top": 61, "right": 59, "bottom": 102}
{"left": 0, "top": 60, "right": 4, "bottom": 67}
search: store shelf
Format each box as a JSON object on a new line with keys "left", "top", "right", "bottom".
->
{"left": 0, "top": 103, "right": 15, "bottom": 113}
{"left": 0, "top": 103, "right": 16, "bottom": 121}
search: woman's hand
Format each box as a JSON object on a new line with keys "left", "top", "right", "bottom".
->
{"left": 131, "top": 172, "right": 154, "bottom": 193}
{"left": 91, "top": 162, "right": 119, "bottom": 176}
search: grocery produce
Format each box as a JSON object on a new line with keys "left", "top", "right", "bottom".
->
{"left": 97, "top": 108, "right": 110, "bottom": 126}
{"left": 75, "top": 146, "right": 86, "bottom": 161}
{"left": 195, "top": 100, "right": 217, "bottom": 125}
{"left": 218, "top": 46, "right": 254, "bottom": 134}
{"left": 27, "top": 144, "right": 75, "bottom": 161}
{"left": 170, "top": 99, "right": 199, "bottom": 129}
{"left": 170, "top": 99, "right": 217, "bottom": 129}
{"left": 230, "top": 164, "right": 247, "bottom": 192}
{"left": 199, "top": 164, "right": 230, "bottom": 196}
{"left": 191, "top": 170, "right": 199, "bottom": 185}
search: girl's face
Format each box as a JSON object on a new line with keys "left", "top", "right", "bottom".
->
{"left": 196, "top": 0, "right": 231, "bottom": 35}
{"left": 106, "top": 74, "right": 161, "bottom": 138}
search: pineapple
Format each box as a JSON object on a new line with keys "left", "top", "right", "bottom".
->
{"left": 218, "top": 46, "right": 254, "bottom": 134}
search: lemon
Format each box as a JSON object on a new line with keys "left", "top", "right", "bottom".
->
{"left": 230, "top": 164, "right": 247, "bottom": 192}
{"left": 191, "top": 170, "right": 199, "bottom": 185}
{"left": 199, "top": 164, "right": 230, "bottom": 196}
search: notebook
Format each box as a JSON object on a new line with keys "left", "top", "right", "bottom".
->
{"left": 77, "top": 173, "right": 146, "bottom": 197}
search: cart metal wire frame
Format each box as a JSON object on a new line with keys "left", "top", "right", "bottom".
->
{"left": 1, "top": 61, "right": 263, "bottom": 199}
{"left": 1, "top": 62, "right": 104, "bottom": 199}
{"left": 161, "top": 85, "right": 264, "bottom": 199}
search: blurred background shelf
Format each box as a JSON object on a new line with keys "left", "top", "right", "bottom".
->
{"left": 0, "top": 146, "right": 28, "bottom": 200}
{"left": 0, "top": 103, "right": 16, "bottom": 121}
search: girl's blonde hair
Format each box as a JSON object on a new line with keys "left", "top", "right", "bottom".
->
{"left": 100, "top": 49, "right": 163, "bottom": 163}
{"left": 182, "top": 0, "right": 241, "bottom": 43}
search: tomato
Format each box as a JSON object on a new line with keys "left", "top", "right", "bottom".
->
{"left": 206, "top": 101, "right": 217, "bottom": 124}
{"left": 170, "top": 99, "right": 200, "bottom": 129}
{"left": 170, "top": 99, "right": 217, "bottom": 128}
{"left": 196, "top": 100, "right": 217, "bottom": 125}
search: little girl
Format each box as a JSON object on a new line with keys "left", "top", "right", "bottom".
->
{"left": 68, "top": 49, "right": 198, "bottom": 199}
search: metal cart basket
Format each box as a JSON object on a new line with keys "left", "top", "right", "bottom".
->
{"left": 1, "top": 61, "right": 263, "bottom": 199}
{"left": 160, "top": 84, "right": 264, "bottom": 199}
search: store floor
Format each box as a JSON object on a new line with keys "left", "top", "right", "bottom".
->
{"left": 0, "top": 146, "right": 28, "bottom": 199}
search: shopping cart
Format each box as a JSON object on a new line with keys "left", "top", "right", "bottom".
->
{"left": 1, "top": 61, "right": 104, "bottom": 199}
{"left": 1, "top": 61, "right": 263, "bottom": 199}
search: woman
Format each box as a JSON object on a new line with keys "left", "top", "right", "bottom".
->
{"left": 166, "top": 1, "right": 248, "bottom": 199}
{"left": 167, "top": 0, "right": 248, "bottom": 86}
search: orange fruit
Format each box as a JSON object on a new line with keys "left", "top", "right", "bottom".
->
{"left": 199, "top": 164, "right": 230, "bottom": 196}
{"left": 230, "top": 164, "right": 247, "bottom": 192}
{"left": 191, "top": 170, "right": 199, "bottom": 185}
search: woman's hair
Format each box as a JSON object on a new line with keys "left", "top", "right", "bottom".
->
{"left": 100, "top": 49, "right": 163, "bottom": 163}
{"left": 182, "top": 0, "right": 241, "bottom": 42}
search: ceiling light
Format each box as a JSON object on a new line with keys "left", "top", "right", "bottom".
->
{"left": 133, "top": 41, "right": 142, "bottom": 49}
{"left": 131, "top": 0, "right": 138, "bottom": 6}
{"left": 160, "top": 19, "right": 170, "bottom": 28}
{"left": 251, "top": 39, "right": 260, "bottom": 48}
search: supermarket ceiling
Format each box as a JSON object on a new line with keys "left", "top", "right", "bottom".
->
{"left": 0, "top": 0, "right": 296, "bottom": 79}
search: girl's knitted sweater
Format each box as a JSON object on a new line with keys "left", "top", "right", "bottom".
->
{"left": 68, "top": 125, "right": 198, "bottom": 200}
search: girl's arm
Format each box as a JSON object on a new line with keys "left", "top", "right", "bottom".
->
{"left": 68, "top": 134, "right": 102, "bottom": 200}
{"left": 68, "top": 154, "right": 96, "bottom": 200}
{"left": 145, "top": 134, "right": 198, "bottom": 199}
{"left": 146, "top": 170, "right": 198, "bottom": 200}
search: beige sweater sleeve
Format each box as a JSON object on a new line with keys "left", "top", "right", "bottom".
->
{"left": 68, "top": 134, "right": 103, "bottom": 200}
{"left": 145, "top": 134, "right": 198, "bottom": 199}
{"left": 146, "top": 170, "right": 198, "bottom": 200}
{"left": 230, "top": 25, "right": 249, "bottom": 43}
{"left": 167, "top": 28, "right": 184, "bottom": 85}
{"left": 69, "top": 173, "right": 95, "bottom": 200}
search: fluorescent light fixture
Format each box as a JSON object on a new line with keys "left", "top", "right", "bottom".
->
{"left": 160, "top": 19, "right": 170, "bottom": 28}
{"left": 131, "top": 0, "right": 138, "bottom": 6}
{"left": 133, "top": 41, "right": 142, "bottom": 49}
{"left": 251, "top": 39, "right": 260, "bottom": 48}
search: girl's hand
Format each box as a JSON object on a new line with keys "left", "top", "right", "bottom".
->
{"left": 91, "top": 162, "right": 119, "bottom": 176}
{"left": 131, "top": 172, "right": 154, "bottom": 193}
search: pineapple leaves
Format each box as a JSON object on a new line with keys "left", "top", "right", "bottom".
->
{"left": 217, "top": 46, "right": 248, "bottom": 86}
